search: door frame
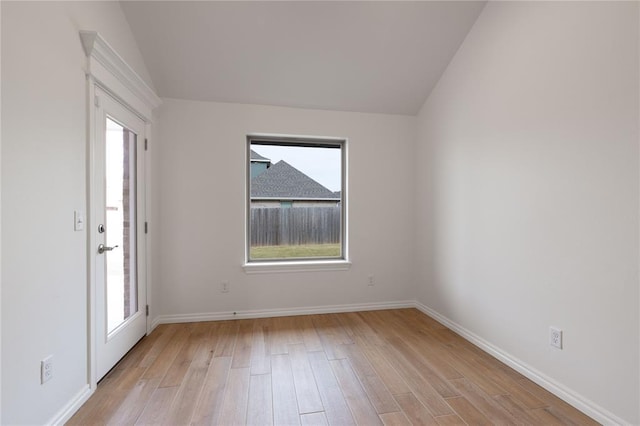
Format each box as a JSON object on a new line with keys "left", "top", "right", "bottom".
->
{"left": 81, "top": 31, "right": 161, "bottom": 390}
{"left": 93, "top": 87, "right": 148, "bottom": 380}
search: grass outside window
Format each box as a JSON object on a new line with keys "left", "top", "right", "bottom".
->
{"left": 249, "top": 243, "right": 340, "bottom": 260}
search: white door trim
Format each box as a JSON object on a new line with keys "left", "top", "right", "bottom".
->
{"left": 82, "top": 30, "right": 160, "bottom": 390}
{"left": 80, "top": 31, "right": 161, "bottom": 121}
{"left": 94, "top": 88, "right": 148, "bottom": 379}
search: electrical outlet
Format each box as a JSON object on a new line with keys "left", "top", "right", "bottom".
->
{"left": 549, "top": 327, "right": 563, "bottom": 349}
{"left": 221, "top": 281, "right": 229, "bottom": 293}
{"left": 368, "top": 275, "right": 375, "bottom": 286}
{"left": 41, "top": 356, "right": 53, "bottom": 384}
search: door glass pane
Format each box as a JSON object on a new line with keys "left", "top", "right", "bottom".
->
{"left": 106, "top": 117, "right": 137, "bottom": 334}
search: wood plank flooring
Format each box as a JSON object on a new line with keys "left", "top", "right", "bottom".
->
{"left": 68, "top": 309, "right": 598, "bottom": 425}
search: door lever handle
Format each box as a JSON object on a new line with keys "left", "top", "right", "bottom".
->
{"left": 98, "top": 244, "right": 119, "bottom": 254}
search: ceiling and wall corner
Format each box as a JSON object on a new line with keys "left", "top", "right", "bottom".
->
{"left": 120, "top": 1, "right": 486, "bottom": 115}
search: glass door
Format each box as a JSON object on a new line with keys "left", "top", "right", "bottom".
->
{"left": 95, "top": 88, "right": 147, "bottom": 380}
{"left": 105, "top": 117, "right": 138, "bottom": 333}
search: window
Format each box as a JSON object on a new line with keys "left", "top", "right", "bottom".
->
{"left": 246, "top": 134, "right": 347, "bottom": 265}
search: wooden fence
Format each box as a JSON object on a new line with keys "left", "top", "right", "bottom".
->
{"left": 250, "top": 207, "right": 340, "bottom": 246}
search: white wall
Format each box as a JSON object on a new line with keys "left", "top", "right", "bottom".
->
{"left": 153, "top": 99, "right": 416, "bottom": 320}
{"left": 415, "top": 1, "right": 639, "bottom": 424}
{"left": 1, "top": 2, "right": 153, "bottom": 423}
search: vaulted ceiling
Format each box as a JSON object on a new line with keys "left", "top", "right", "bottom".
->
{"left": 121, "top": 1, "right": 486, "bottom": 115}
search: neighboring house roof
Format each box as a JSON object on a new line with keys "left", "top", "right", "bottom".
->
{"left": 251, "top": 160, "right": 339, "bottom": 200}
{"left": 250, "top": 149, "right": 271, "bottom": 162}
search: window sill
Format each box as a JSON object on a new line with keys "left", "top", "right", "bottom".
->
{"left": 242, "top": 259, "right": 352, "bottom": 274}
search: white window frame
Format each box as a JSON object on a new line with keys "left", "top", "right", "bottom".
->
{"left": 243, "top": 133, "right": 350, "bottom": 274}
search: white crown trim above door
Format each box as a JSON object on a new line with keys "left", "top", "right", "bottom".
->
{"left": 80, "top": 30, "right": 161, "bottom": 121}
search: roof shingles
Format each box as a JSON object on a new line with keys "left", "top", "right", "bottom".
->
{"left": 251, "top": 160, "right": 338, "bottom": 200}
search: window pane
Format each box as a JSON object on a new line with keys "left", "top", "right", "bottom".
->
{"left": 106, "top": 117, "right": 137, "bottom": 333}
{"left": 249, "top": 140, "right": 343, "bottom": 261}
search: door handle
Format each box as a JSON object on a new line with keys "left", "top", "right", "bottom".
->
{"left": 98, "top": 244, "right": 118, "bottom": 254}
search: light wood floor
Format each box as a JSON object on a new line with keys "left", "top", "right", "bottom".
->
{"left": 68, "top": 309, "right": 598, "bottom": 425}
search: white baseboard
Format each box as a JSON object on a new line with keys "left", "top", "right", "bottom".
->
{"left": 413, "top": 301, "right": 628, "bottom": 426}
{"left": 152, "top": 300, "right": 414, "bottom": 329}
{"left": 126, "top": 300, "right": 629, "bottom": 425}
{"left": 47, "top": 384, "right": 93, "bottom": 426}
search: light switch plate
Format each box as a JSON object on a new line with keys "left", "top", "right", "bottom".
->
{"left": 74, "top": 210, "right": 85, "bottom": 231}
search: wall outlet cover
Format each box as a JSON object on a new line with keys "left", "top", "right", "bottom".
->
{"left": 41, "top": 356, "right": 53, "bottom": 384}
{"left": 549, "top": 327, "right": 563, "bottom": 349}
